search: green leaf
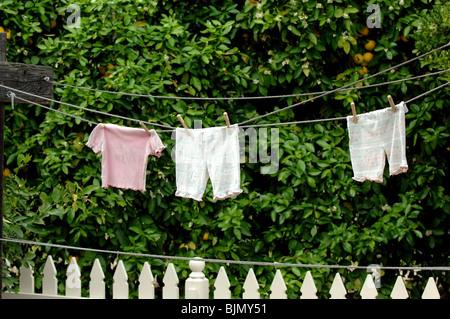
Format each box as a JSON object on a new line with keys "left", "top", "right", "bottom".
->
{"left": 343, "top": 242, "right": 352, "bottom": 253}
{"left": 343, "top": 41, "right": 350, "bottom": 54}
{"left": 123, "top": 15, "right": 131, "bottom": 26}
{"left": 31, "top": 56, "right": 40, "bottom": 65}
{"left": 308, "top": 33, "right": 318, "bottom": 45}
{"left": 83, "top": 185, "right": 99, "bottom": 195}
{"left": 290, "top": 25, "right": 301, "bottom": 36}
{"left": 172, "top": 102, "right": 187, "bottom": 113}
{"left": 345, "top": 7, "right": 359, "bottom": 14}
{"left": 305, "top": 143, "right": 315, "bottom": 152}
{"left": 297, "top": 160, "right": 306, "bottom": 172}
{"left": 303, "top": 67, "right": 311, "bottom": 77}
{"left": 307, "top": 176, "right": 316, "bottom": 188}
{"left": 334, "top": 8, "right": 344, "bottom": 18}
{"left": 191, "top": 76, "right": 202, "bottom": 91}
{"left": 201, "top": 55, "right": 210, "bottom": 64}
{"left": 316, "top": 140, "right": 330, "bottom": 149}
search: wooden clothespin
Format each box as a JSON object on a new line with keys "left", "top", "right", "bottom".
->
{"left": 140, "top": 122, "right": 152, "bottom": 136}
{"left": 351, "top": 102, "right": 358, "bottom": 124}
{"left": 223, "top": 112, "right": 231, "bottom": 135}
{"left": 388, "top": 95, "right": 396, "bottom": 112}
{"left": 177, "top": 114, "right": 191, "bottom": 136}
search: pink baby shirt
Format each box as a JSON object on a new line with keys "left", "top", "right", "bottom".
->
{"left": 86, "top": 123, "right": 166, "bottom": 191}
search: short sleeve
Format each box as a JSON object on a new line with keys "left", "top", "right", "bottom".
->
{"left": 86, "top": 124, "right": 105, "bottom": 154}
{"left": 148, "top": 130, "right": 166, "bottom": 158}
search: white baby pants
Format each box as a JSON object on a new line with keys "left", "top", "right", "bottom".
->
{"left": 347, "top": 102, "right": 409, "bottom": 183}
{"left": 175, "top": 124, "right": 242, "bottom": 201}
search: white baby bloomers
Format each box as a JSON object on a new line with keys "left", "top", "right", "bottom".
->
{"left": 347, "top": 102, "right": 409, "bottom": 183}
{"left": 174, "top": 124, "right": 242, "bottom": 201}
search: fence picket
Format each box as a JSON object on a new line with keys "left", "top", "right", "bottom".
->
{"left": 422, "top": 277, "right": 440, "bottom": 299}
{"left": 300, "top": 271, "right": 317, "bottom": 299}
{"left": 329, "top": 272, "right": 347, "bottom": 299}
{"left": 390, "top": 276, "right": 409, "bottom": 299}
{"left": 19, "top": 264, "right": 34, "bottom": 294}
{"left": 138, "top": 262, "right": 155, "bottom": 299}
{"left": 65, "top": 257, "right": 81, "bottom": 297}
{"left": 269, "top": 269, "right": 287, "bottom": 299}
{"left": 90, "top": 259, "right": 105, "bottom": 299}
{"left": 42, "top": 255, "right": 57, "bottom": 296}
{"left": 360, "top": 274, "right": 378, "bottom": 299}
{"left": 113, "top": 260, "right": 128, "bottom": 299}
{"left": 163, "top": 263, "right": 179, "bottom": 299}
{"left": 243, "top": 268, "right": 260, "bottom": 299}
{"left": 214, "top": 266, "right": 231, "bottom": 299}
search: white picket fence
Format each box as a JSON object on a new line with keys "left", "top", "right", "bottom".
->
{"left": 1, "top": 255, "right": 442, "bottom": 299}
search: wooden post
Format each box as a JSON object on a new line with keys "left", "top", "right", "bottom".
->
{"left": 0, "top": 32, "right": 6, "bottom": 299}
{"left": 0, "top": 31, "right": 54, "bottom": 298}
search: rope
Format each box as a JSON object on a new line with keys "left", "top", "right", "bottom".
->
{"left": 4, "top": 81, "right": 449, "bottom": 132}
{"left": 13, "top": 95, "right": 97, "bottom": 126}
{"left": 5, "top": 93, "right": 175, "bottom": 133}
{"left": 404, "top": 81, "right": 450, "bottom": 104}
{"left": 0, "top": 44, "right": 448, "bottom": 131}
{"left": 238, "top": 42, "right": 450, "bottom": 125}
{"left": 228, "top": 82, "right": 450, "bottom": 128}
{"left": 0, "top": 83, "right": 175, "bottom": 130}
{"left": 2, "top": 237, "right": 449, "bottom": 271}
{"left": 44, "top": 68, "right": 450, "bottom": 101}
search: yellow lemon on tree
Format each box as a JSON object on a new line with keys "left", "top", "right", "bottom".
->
{"left": 3, "top": 168, "right": 11, "bottom": 177}
{"left": 1, "top": 27, "right": 11, "bottom": 39}
{"left": 357, "top": 66, "right": 369, "bottom": 76}
{"left": 364, "top": 40, "right": 376, "bottom": 51}
{"left": 353, "top": 53, "right": 364, "bottom": 65}
{"left": 360, "top": 26, "right": 370, "bottom": 36}
{"left": 363, "top": 52, "right": 374, "bottom": 63}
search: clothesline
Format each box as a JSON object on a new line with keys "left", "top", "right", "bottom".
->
{"left": 4, "top": 81, "right": 450, "bottom": 132}
{"left": 1, "top": 47, "right": 449, "bottom": 273}
{"left": 45, "top": 68, "right": 450, "bottom": 101}
{"left": 239, "top": 42, "right": 450, "bottom": 125}
{"left": 243, "top": 82, "right": 449, "bottom": 128}
{"left": 1, "top": 42, "right": 448, "bottom": 130}
{"left": 2, "top": 236, "right": 449, "bottom": 272}
{"left": 0, "top": 83, "right": 176, "bottom": 130}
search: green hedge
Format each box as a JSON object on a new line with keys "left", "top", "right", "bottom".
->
{"left": 1, "top": 0, "right": 449, "bottom": 298}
